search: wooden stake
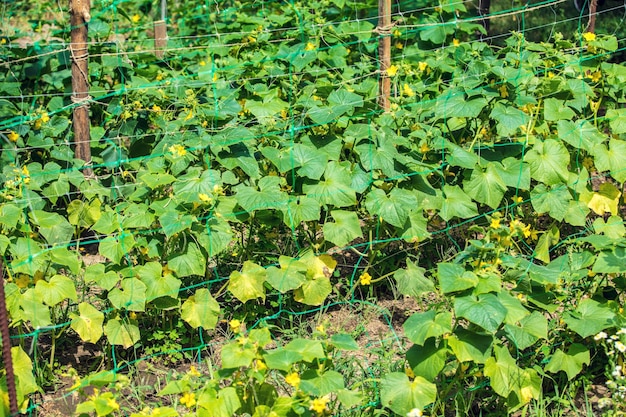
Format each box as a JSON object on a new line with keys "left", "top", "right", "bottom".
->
{"left": 588, "top": 0, "right": 598, "bottom": 33}
{"left": 154, "top": 20, "right": 167, "bottom": 59}
{"left": 70, "top": 0, "right": 93, "bottom": 178}
{"left": 378, "top": 0, "right": 391, "bottom": 112}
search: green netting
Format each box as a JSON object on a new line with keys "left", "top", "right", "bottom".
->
{"left": 1, "top": 0, "right": 626, "bottom": 415}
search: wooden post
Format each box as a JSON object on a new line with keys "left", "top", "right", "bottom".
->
{"left": 378, "top": 0, "right": 391, "bottom": 112}
{"left": 70, "top": 0, "right": 93, "bottom": 178}
{"left": 588, "top": 0, "right": 598, "bottom": 33}
{"left": 0, "top": 261, "right": 18, "bottom": 415}
{"left": 154, "top": 0, "right": 168, "bottom": 58}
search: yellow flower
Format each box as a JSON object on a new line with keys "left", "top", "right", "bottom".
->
{"left": 180, "top": 392, "right": 196, "bottom": 408}
{"left": 402, "top": 83, "right": 415, "bottom": 97}
{"left": 285, "top": 372, "right": 301, "bottom": 387}
{"left": 420, "top": 142, "right": 429, "bottom": 153}
{"left": 188, "top": 365, "right": 201, "bottom": 377}
{"left": 184, "top": 109, "right": 194, "bottom": 121}
{"left": 418, "top": 61, "right": 428, "bottom": 72}
{"left": 41, "top": 112, "right": 50, "bottom": 123}
{"left": 305, "top": 42, "right": 316, "bottom": 51}
{"left": 129, "top": 311, "right": 137, "bottom": 320}
{"left": 316, "top": 323, "right": 326, "bottom": 334}
{"left": 16, "top": 274, "right": 30, "bottom": 289}
{"left": 393, "top": 29, "right": 401, "bottom": 37}
{"left": 547, "top": 71, "right": 555, "bottom": 78}
{"left": 198, "top": 193, "right": 212, "bottom": 204}
{"left": 512, "top": 196, "right": 523, "bottom": 204}
{"left": 156, "top": 73, "right": 163, "bottom": 81}
{"left": 386, "top": 64, "right": 399, "bottom": 77}
{"left": 229, "top": 319, "right": 241, "bottom": 333}
{"left": 106, "top": 396, "right": 120, "bottom": 411}
{"left": 131, "top": 14, "right": 140, "bottom": 23}
{"left": 152, "top": 105, "right": 162, "bottom": 112}
{"left": 452, "top": 38, "right": 460, "bottom": 47}
{"left": 405, "top": 366, "right": 415, "bottom": 378}
{"left": 309, "top": 396, "right": 329, "bottom": 415}
{"left": 199, "top": 60, "right": 206, "bottom": 66}
{"left": 7, "top": 131, "right": 19, "bottom": 142}
{"left": 590, "top": 70, "right": 602, "bottom": 83}
{"left": 490, "top": 218, "right": 501, "bottom": 229}
{"left": 395, "top": 42, "right": 403, "bottom": 49}
{"left": 583, "top": 32, "right": 596, "bottom": 42}
{"left": 255, "top": 360, "right": 267, "bottom": 371}
{"left": 499, "top": 84, "right": 508, "bottom": 98}
{"left": 359, "top": 271, "right": 372, "bottom": 286}
{"left": 168, "top": 144, "right": 187, "bottom": 157}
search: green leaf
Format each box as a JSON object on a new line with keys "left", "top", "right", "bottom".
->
{"left": 12, "top": 345, "right": 39, "bottom": 401}
{"left": 303, "top": 162, "right": 357, "bottom": 208}
{"left": 438, "top": 262, "right": 478, "bottom": 294}
{"left": 70, "top": 302, "right": 104, "bottom": 343}
{"left": 293, "top": 254, "right": 335, "bottom": 306}
{"left": 282, "top": 196, "right": 321, "bottom": 228}
{"left": 403, "top": 311, "right": 452, "bottom": 345}
{"left": 545, "top": 344, "right": 590, "bottom": 379}
{"left": 490, "top": 103, "right": 529, "bottom": 136}
{"left": 563, "top": 298, "right": 615, "bottom": 338}
{"left": 524, "top": 139, "right": 570, "bottom": 185}
{"left": 440, "top": 185, "right": 478, "bottom": 221}
{"left": 246, "top": 97, "right": 288, "bottom": 123}
{"left": 593, "top": 246, "right": 626, "bottom": 273}
{"left": 85, "top": 263, "right": 120, "bottom": 291}
{"left": 167, "top": 242, "right": 206, "bottom": 277}
{"left": 496, "top": 157, "right": 531, "bottom": 190}
{"left": 436, "top": 91, "right": 487, "bottom": 119}
{"left": 284, "top": 338, "right": 325, "bottom": 362}
{"left": 322, "top": 210, "right": 362, "bottom": 247}
{"left": 228, "top": 261, "right": 267, "bottom": 303}
{"left": 592, "top": 139, "right": 626, "bottom": 182}
{"left": 380, "top": 373, "right": 437, "bottom": 416}
{"left": 197, "top": 217, "right": 234, "bottom": 257}
{"left": 406, "top": 339, "right": 448, "bottom": 381}
{"left": 484, "top": 345, "right": 540, "bottom": 405}
{"left": 454, "top": 294, "right": 506, "bottom": 332}
{"left": 504, "top": 311, "right": 548, "bottom": 350}
{"left": 530, "top": 184, "right": 571, "bottom": 221}
{"left": 292, "top": 144, "right": 328, "bottom": 180}
{"left": 263, "top": 348, "right": 303, "bottom": 371}
{"left": 19, "top": 289, "right": 51, "bottom": 328}
{"left": 221, "top": 341, "right": 256, "bottom": 369}
{"left": 266, "top": 256, "right": 307, "bottom": 293}
{"left": 108, "top": 278, "right": 147, "bottom": 312}
{"left": 447, "top": 328, "right": 493, "bottom": 363}
{"left": 365, "top": 188, "right": 417, "bottom": 228}
{"left": 593, "top": 215, "right": 625, "bottom": 239}
{"left": 394, "top": 259, "right": 434, "bottom": 298}
{"left": 544, "top": 98, "right": 575, "bottom": 121}
{"left": 92, "top": 210, "right": 120, "bottom": 235}
{"left": 463, "top": 163, "right": 507, "bottom": 209}
{"left": 35, "top": 275, "right": 77, "bottom": 306}
{"left": 99, "top": 233, "right": 135, "bottom": 264}
{"left": 534, "top": 225, "right": 560, "bottom": 264}
{"left": 606, "top": 108, "right": 626, "bottom": 134}
{"left": 104, "top": 318, "right": 140, "bottom": 348}
{"left": 180, "top": 288, "right": 220, "bottom": 329}
{"left": 329, "top": 334, "right": 359, "bottom": 350}
{"left": 557, "top": 120, "right": 605, "bottom": 152}
{"left": 136, "top": 261, "right": 182, "bottom": 301}
{"left": 300, "top": 370, "right": 345, "bottom": 397}
{"left": 29, "top": 210, "right": 73, "bottom": 246}
{"left": 328, "top": 89, "right": 363, "bottom": 115}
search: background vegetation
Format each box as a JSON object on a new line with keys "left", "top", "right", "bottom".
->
{"left": 1, "top": 0, "right": 626, "bottom": 415}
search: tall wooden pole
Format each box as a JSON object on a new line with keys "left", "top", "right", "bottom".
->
{"left": 0, "top": 261, "right": 18, "bottom": 415}
{"left": 588, "top": 0, "right": 598, "bottom": 33}
{"left": 70, "top": 0, "right": 93, "bottom": 178}
{"left": 154, "top": 0, "right": 168, "bottom": 59}
{"left": 378, "top": 0, "right": 391, "bottom": 112}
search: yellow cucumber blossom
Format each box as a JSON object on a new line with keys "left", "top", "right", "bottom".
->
{"left": 309, "top": 396, "right": 329, "bottom": 415}
{"left": 7, "top": 131, "right": 19, "bottom": 142}
{"left": 229, "top": 319, "right": 242, "bottom": 333}
{"left": 359, "top": 271, "right": 372, "bottom": 286}
{"left": 583, "top": 32, "right": 596, "bottom": 42}
{"left": 168, "top": 144, "right": 187, "bottom": 157}
{"left": 180, "top": 391, "right": 196, "bottom": 408}
{"left": 386, "top": 64, "right": 399, "bottom": 77}
{"left": 285, "top": 372, "right": 301, "bottom": 387}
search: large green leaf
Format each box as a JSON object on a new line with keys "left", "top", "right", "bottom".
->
{"left": 490, "top": 103, "right": 529, "bottom": 136}
{"left": 104, "top": 318, "right": 140, "bottom": 348}
{"left": 406, "top": 339, "right": 448, "bottom": 381}
{"left": 180, "top": 288, "right": 220, "bottom": 329}
{"left": 266, "top": 256, "right": 307, "bottom": 293}
{"left": 108, "top": 278, "right": 147, "bottom": 312}
{"left": 35, "top": 274, "right": 77, "bottom": 307}
{"left": 544, "top": 98, "right": 575, "bottom": 121}
{"left": 12, "top": 346, "right": 39, "bottom": 401}
{"left": 606, "top": 108, "right": 626, "bottom": 134}
{"left": 380, "top": 373, "right": 437, "bottom": 416}
{"left": 322, "top": 210, "right": 362, "bottom": 247}
{"left": 558, "top": 120, "right": 605, "bottom": 152}
{"left": 440, "top": 185, "right": 478, "bottom": 221}
{"left": 403, "top": 311, "right": 452, "bottom": 345}
{"left": 228, "top": 261, "right": 267, "bottom": 303}
{"left": 300, "top": 370, "right": 345, "bottom": 397}
{"left": 438, "top": 262, "right": 478, "bottom": 293}
{"left": 365, "top": 188, "right": 417, "bottom": 228}
{"left": 504, "top": 311, "right": 548, "bottom": 350}
{"left": 484, "top": 345, "right": 541, "bottom": 405}
{"left": 394, "top": 259, "right": 434, "bottom": 298}
{"left": 19, "top": 289, "right": 51, "bottom": 328}
{"left": 592, "top": 139, "right": 626, "bottom": 182}
{"left": 454, "top": 294, "right": 506, "bottom": 333}
{"left": 282, "top": 196, "right": 321, "bottom": 228}
{"left": 545, "top": 344, "right": 590, "bottom": 379}
{"left": 463, "top": 163, "right": 507, "bottom": 209}
{"left": 530, "top": 184, "right": 571, "bottom": 221}
{"left": 436, "top": 91, "right": 487, "bottom": 118}
{"left": 303, "top": 162, "right": 357, "bottom": 208}
{"left": 70, "top": 302, "right": 104, "bottom": 343}
{"left": 563, "top": 298, "right": 615, "bottom": 338}
{"left": 29, "top": 210, "right": 73, "bottom": 246}
{"left": 167, "top": 242, "right": 206, "bottom": 277}
{"left": 99, "top": 233, "right": 135, "bottom": 264}
{"left": 524, "top": 139, "right": 570, "bottom": 185}
{"left": 447, "top": 328, "right": 493, "bottom": 363}
{"left": 135, "top": 261, "right": 182, "bottom": 301}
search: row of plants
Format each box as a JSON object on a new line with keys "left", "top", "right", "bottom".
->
{"left": 1, "top": 0, "right": 626, "bottom": 415}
